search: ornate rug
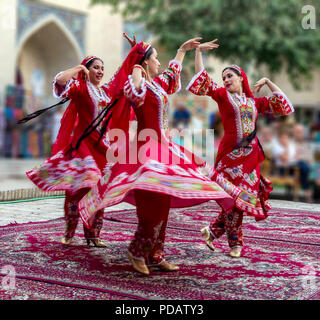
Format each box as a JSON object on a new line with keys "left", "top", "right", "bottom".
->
{"left": 0, "top": 201, "right": 320, "bottom": 300}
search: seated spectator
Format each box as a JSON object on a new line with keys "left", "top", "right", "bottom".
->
{"left": 209, "top": 112, "right": 216, "bottom": 130}
{"left": 310, "top": 114, "right": 320, "bottom": 143}
{"left": 272, "top": 127, "right": 296, "bottom": 170}
{"left": 257, "top": 126, "right": 277, "bottom": 177}
{"left": 258, "top": 126, "right": 276, "bottom": 161}
{"left": 272, "top": 127, "right": 302, "bottom": 200}
{"left": 293, "top": 123, "right": 313, "bottom": 203}
{"left": 172, "top": 102, "right": 191, "bottom": 129}
{"left": 310, "top": 147, "right": 320, "bottom": 202}
{"left": 209, "top": 112, "right": 223, "bottom": 153}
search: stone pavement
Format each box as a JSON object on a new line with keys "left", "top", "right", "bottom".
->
{"left": 0, "top": 197, "right": 135, "bottom": 226}
{"left": 0, "top": 158, "right": 41, "bottom": 191}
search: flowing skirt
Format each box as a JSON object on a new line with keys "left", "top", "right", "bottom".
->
{"left": 79, "top": 137, "right": 236, "bottom": 228}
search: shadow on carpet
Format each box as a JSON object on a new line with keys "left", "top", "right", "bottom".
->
{"left": 0, "top": 201, "right": 319, "bottom": 300}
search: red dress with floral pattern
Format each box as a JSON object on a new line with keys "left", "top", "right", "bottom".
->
{"left": 26, "top": 74, "right": 113, "bottom": 194}
{"left": 79, "top": 61, "right": 235, "bottom": 228}
{"left": 187, "top": 69, "right": 294, "bottom": 220}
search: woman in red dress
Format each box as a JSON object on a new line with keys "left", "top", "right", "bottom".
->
{"left": 26, "top": 56, "right": 116, "bottom": 247}
{"left": 79, "top": 40, "right": 236, "bottom": 274}
{"left": 187, "top": 40, "right": 294, "bottom": 258}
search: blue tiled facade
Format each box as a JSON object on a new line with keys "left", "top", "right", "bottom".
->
{"left": 17, "top": 0, "right": 87, "bottom": 54}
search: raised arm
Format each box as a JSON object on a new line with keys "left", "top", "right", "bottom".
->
{"left": 152, "top": 38, "right": 201, "bottom": 95}
{"left": 102, "top": 33, "right": 138, "bottom": 96}
{"left": 53, "top": 65, "right": 88, "bottom": 99}
{"left": 186, "top": 39, "right": 222, "bottom": 99}
{"left": 56, "top": 65, "right": 90, "bottom": 86}
{"left": 253, "top": 78, "right": 294, "bottom": 116}
{"left": 123, "top": 32, "right": 137, "bottom": 48}
{"left": 195, "top": 39, "right": 219, "bottom": 74}
{"left": 173, "top": 37, "right": 202, "bottom": 65}
{"left": 195, "top": 49, "right": 204, "bottom": 74}
{"left": 124, "top": 66, "right": 148, "bottom": 108}
{"left": 253, "top": 77, "right": 284, "bottom": 95}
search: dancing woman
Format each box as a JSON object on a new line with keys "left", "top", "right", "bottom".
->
{"left": 79, "top": 39, "right": 236, "bottom": 274}
{"left": 187, "top": 40, "right": 294, "bottom": 257}
{"left": 26, "top": 56, "right": 116, "bottom": 247}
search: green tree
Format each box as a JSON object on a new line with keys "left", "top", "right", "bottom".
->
{"left": 92, "top": 0, "right": 320, "bottom": 86}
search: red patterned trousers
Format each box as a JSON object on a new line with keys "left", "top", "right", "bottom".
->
{"left": 64, "top": 188, "right": 104, "bottom": 240}
{"left": 209, "top": 208, "right": 244, "bottom": 248}
{"left": 128, "top": 190, "right": 171, "bottom": 265}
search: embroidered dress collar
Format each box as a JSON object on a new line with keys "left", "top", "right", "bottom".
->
{"left": 146, "top": 79, "right": 167, "bottom": 96}
{"left": 145, "top": 80, "right": 169, "bottom": 133}
{"left": 87, "top": 81, "right": 107, "bottom": 103}
{"left": 232, "top": 92, "right": 247, "bottom": 105}
{"left": 86, "top": 81, "right": 110, "bottom": 120}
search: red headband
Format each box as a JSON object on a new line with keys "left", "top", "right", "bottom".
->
{"left": 227, "top": 64, "right": 254, "bottom": 98}
{"left": 76, "top": 55, "right": 100, "bottom": 80}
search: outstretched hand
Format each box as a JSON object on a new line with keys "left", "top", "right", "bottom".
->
{"left": 179, "top": 37, "right": 202, "bottom": 51}
{"left": 198, "top": 39, "right": 219, "bottom": 51}
{"left": 123, "top": 32, "right": 137, "bottom": 48}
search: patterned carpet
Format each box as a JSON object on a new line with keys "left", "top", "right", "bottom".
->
{"left": 0, "top": 201, "right": 319, "bottom": 300}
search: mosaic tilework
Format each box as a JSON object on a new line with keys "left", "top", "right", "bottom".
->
{"left": 17, "top": 0, "right": 86, "bottom": 53}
